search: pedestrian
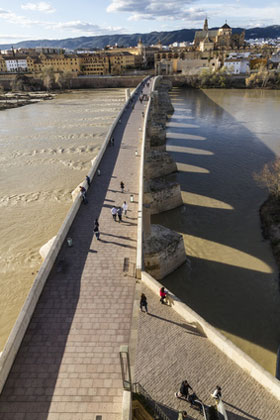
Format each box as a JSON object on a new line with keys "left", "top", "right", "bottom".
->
{"left": 86, "top": 175, "right": 90, "bottom": 187}
{"left": 93, "top": 219, "right": 100, "bottom": 240}
{"left": 211, "top": 386, "right": 222, "bottom": 400}
{"left": 177, "top": 411, "right": 188, "bottom": 420}
{"left": 159, "top": 286, "right": 166, "bottom": 304}
{"left": 188, "top": 392, "right": 202, "bottom": 413}
{"left": 122, "top": 201, "right": 128, "bottom": 216}
{"left": 120, "top": 181, "right": 124, "bottom": 193}
{"left": 111, "top": 206, "right": 117, "bottom": 221}
{"left": 142, "top": 111, "right": 145, "bottom": 118}
{"left": 110, "top": 136, "right": 115, "bottom": 146}
{"left": 140, "top": 293, "right": 148, "bottom": 312}
{"left": 175, "top": 380, "right": 193, "bottom": 400}
{"left": 117, "top": 206, "right": 123, "bottom": 222}
{"left": 79, "top": 186, "right": 87, "bottom": 204}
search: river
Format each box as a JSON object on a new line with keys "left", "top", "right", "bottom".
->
{"left": 0, "top": 89, "right": 125, "bottom": 351}
{"left": 152, "top": 88, "right": 280, "bottom": 375}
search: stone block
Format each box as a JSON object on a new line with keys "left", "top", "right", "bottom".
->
{"left": 144, "top": 177, "right": 183, "bottom": 215}
{"left": 145, "top": 150, "right": 177, "bottom": 179}
{"left": 144, "top": 224, "right": 186, "bottom": 280}
{"left": 39, "top": 236, "right": 56, "bottom": 260}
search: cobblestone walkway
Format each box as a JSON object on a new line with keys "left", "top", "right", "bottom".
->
{"left": 135, "top": 285, "right": 280, "bottom": 420}
{"left": 0, "top": 83, "right": 150, "bottom": 420}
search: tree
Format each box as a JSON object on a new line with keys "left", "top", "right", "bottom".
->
{"left": 55, "top": 71, "right": 73, "bottom": 90}
{"left": 0, "top": 83, "right": 7, "bottom": 104}
{"left": 254, "top": 159, "right": 280, "bottom": 200}
{"left": 41, "top": 67, "right": 55, "bottom": 91}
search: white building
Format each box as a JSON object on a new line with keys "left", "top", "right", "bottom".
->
{"left": 5, "top": 57, "right": 28, "bottom": 72}
{"left": 223, "top": 58, "right": 250, "bottom": 74}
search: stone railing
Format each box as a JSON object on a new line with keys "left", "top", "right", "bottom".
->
{"left": 0, "top": 77, "right": 149, "bottom": 394}
{"left": 136, "top": 76, "right": 161, "bottom": 277}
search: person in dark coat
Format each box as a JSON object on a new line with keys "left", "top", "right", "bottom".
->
{"left": 93, "top": 219, "right": 100, "bottom": 240}
{"left": 79, "top": 186, "right": 87, "bottom": 204}
{"left": 176, "top": 380, "right": 193, "bottom": 400}
{"left": 120, "top": 181, "right": 124, "bottom": 193}
{"left": 117, "top": 206, "right": 123, "bottom": 222}
{"left": 86, "top": 175, "right": 90, "bottom": 187}
{"left": 140, "top": 293, "right": 148, "bottom": 312}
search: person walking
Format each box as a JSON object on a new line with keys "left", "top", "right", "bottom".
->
{"left": 175, "top": 380, "right": 193, "bottom": 400}
{"left": 86, "top": 175, "right": 90, "bottom": 187}
{"left": 122, "top": 201, "right": 128, "bottom": 216}
{"left": 120, "top": 181, "right": 124, "bottom": 193}
{"left": 159, "top": 287, "right": 167, "bottom": 304}
{"left": 140, "top": 293, "right": 148, "bottom": 312}
{"left": 211, "top": 386, "right": 222, "bottom": 400}
{"left": 110, "top": 136, "right": 115, "bottom": 146}
{"left": 93, "top": 219, "right": 100, "bottom": 240}
{"left": 111, "top": 206, "right": 117, "bottom": 221}
{"left": 79, "top": 186, "right": 87, "bottom": 204}
{"left": 117, "top": 206, "right": 123, "bottom": 222}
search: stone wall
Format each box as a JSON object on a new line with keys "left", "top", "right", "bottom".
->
{"left": 143, "top": 77, "right": 186, "bottom": 280}
{"left": 0, "top": 75, "right": 144, "bottom": 91}
{"left": 144, "top": 225, "right": 186, "bottom": 279}
{"left": 144, "top": 177, "right": 182, "bottom": 215}
{"left": 144, "top": 150, "right": 177, "bottom": 179}
{"left": 70, "top": 76, "right": 144, "bottom": 89}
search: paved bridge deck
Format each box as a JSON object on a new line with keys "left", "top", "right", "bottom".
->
{"left": 135, "top": 285, "right": 280, "bottom": 420}
{"left": 0, "top": 85, "right": 149, "bottom": 420}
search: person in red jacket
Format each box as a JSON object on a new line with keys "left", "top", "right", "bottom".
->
{"left": 159, "top": 287, "right": 167, "bottom": 304}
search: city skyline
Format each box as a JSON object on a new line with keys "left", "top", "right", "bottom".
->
{"left": 0, "top": 0, "right": 280, "bottom": 45}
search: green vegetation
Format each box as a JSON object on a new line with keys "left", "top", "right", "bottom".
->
{"left": 40, "top": 67, "right": 74, "bottom": 91}
{"left": 246, "top": 67, "right": 280, "bottom": 88}
{"left": 255, "top": 159, "right": 280, "bottom": 273}
{"left": 196, "top": 68, "right": 231, "bottom": 88}
{"left": 172, "top": 68, "right": 236, "bottom": 89}
{"left": 254, "top": 159, "right": 280, "bottom": 199}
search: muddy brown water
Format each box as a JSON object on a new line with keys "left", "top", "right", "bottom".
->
{"left": 0, "top": 89, "right": 125, "bottom": 351}
{"left": 152, "top": 88, "right": 280, "bottom": 375}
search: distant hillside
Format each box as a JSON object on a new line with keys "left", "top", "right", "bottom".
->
{"left": 1, "top": 26, "right": 280, "bottom": 51}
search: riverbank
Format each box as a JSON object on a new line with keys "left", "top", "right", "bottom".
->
{"left": 166, "top": 74, "right": 280, "bottom": 89}
{"left": 0, "top": 92, "right": 56, "bottom": 110}
{"left": 260, "top": 196, "right": 280, "bottom": 277}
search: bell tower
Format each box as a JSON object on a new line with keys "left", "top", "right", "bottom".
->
{"left": 203, "top": 17, "right": 208, "bottom": 32}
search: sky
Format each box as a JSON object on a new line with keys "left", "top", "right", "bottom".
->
{"left": 0, "top": 0, "right": 280, "bottom": 44}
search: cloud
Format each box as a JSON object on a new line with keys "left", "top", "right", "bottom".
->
{"left": 107, "top": 0, "right": 280, "bottom": 27}
{"left": 0, "top": 8, "right": 123, "bottom": 36}
{"left": 0, "top": 7, "right": 37, "bottom": 25}
{"left": 196, "top": 2, "right": 280, "bottom": 27}
{"left": 21, "top": 2, "right": 55, "bottom": 13}
{"left": 54, "top": 21, "right": 123, "bottom": 35}
{"left": 107, "top": 0, "right": 205, "bottom": 22}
